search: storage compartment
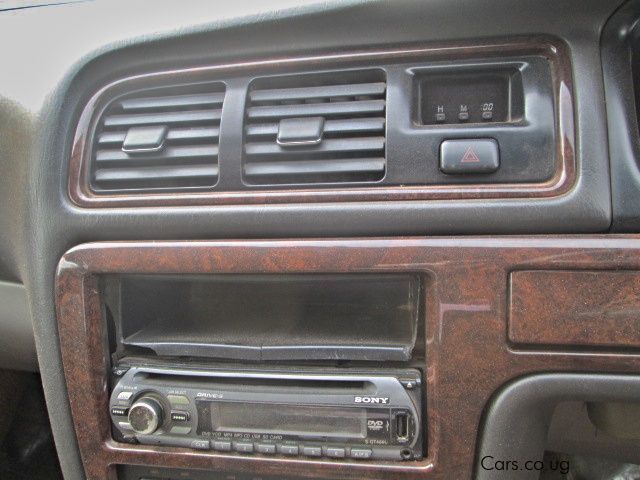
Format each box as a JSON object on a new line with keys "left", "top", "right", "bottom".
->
{"left": 117, "top": 465, "right": 315, "bottom": 480}
{"left": 103, "top": 273, "right": 422, "bottom": 362}
{"left": 588, "top": 402, "right": 640, "bottom": 440}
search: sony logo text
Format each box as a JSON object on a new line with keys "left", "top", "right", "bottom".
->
{"left": 354, "top": 396, "right": 389, "bottom": 404}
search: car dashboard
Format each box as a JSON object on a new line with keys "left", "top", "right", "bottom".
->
{"left": 1, "top": 1, "right": 640, "bottom": 479}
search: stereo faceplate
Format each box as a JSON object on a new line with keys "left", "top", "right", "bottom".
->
{"left": 109, "top": 364, "right": 423, "bottom": 461}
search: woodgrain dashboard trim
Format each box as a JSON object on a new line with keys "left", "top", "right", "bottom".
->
{"left": 68, "top": 36, "right": 575, "bottom": 208}
{"left": 509, "top": 270, "right": 640, "bottom": 348}
{"left": 55, "top": 236, "right": 640, "bottom": 480}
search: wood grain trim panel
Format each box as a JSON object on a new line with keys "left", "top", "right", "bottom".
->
{"left": 509, "top": 270, "right": 640, "bottom": 348}
{"left": 55, "top": 236, "right": 640, "bottom": 480}
{"left": 68, "top": 36, "right": 575, "bottom": 208}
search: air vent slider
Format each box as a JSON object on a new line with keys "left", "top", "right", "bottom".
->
{"left": 122, "top": 126, "right": 168, "bottom": 153}
{"left": 277, "top": 117, "right": 325, "bottom": 146}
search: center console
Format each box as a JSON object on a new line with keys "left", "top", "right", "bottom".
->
{"left": 55, "top": 236, "right": 640, "bottom": 480}
{"left": 102, "top": 272, "right": 424, "bottom": 462}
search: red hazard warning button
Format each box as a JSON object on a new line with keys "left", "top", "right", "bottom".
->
{"left": 439, "top": 139, "right": 500, "bottom": 174}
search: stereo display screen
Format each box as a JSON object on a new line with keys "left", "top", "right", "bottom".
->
{"left": 206, "top": 401, "right": 366, "bottom": 438}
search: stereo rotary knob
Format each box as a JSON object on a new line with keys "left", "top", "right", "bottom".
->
{"left": 128, "top": 396, "right": 164, "bottom": 435}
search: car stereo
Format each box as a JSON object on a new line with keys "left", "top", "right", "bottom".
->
{"left": 109, "top": 363, "right": 423, "bottom": 461}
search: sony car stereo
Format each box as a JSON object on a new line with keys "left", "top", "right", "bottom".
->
{"left": 109, "top": 363, "right": 423, "bottom": 461}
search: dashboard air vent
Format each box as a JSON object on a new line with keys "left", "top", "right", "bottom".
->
{"left": 244, "top": 70, "right": 386, "bottom": 185}
{"left": 91, "top": 83, "right": 225, "bottom": 192}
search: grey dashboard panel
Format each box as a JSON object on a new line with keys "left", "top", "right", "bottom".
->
{"left": 475, "top": 374, "right": 640, "bottom": 480}
{"left": 0, "top": 282, "right": 36, "bottom": 371}
{"left": 0, "top": 0, "right": 625, "bottom": 479}
{"left": 602, "top": 0, "right": 640, "bottom": 231}
{"left": 0, "top": 1, "right": 620, "bottom": 280}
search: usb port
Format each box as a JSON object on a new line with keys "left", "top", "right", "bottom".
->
{"left": 395, "top": 412, "right": 409, "bottom": 442}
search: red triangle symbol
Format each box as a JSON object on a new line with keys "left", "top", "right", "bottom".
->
{"left": 460, "top": 146, "right": 481, "bottom": 163}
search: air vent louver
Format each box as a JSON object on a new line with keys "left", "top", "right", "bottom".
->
{"left": 91, "top": 83, "right": 225, "bottom": 192}
{"left": 244, "top": 70, "right": 386, "bottom": 185}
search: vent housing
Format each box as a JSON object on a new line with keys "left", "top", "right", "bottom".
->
{"left": 90, "top": 82, "right": 225, "bottom": 192}
{"left": 244, "top": 70, "right": 387, "bottom": 185}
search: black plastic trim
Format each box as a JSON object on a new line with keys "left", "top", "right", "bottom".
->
{"left": 475, "top": 373, "right": 640, "bottom": 480}
{"left": 602, "top": 0, "right": 640, "bottom": 231}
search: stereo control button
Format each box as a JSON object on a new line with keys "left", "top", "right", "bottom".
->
{"left": 234, "top": 442, "right": 254, "bottom": 453}
{"left": 117, "top": 421, "right": 133, "bottom": 431}
{"left": 256, "top": 443, "right": 276, "bottom": 454}
{"left": 400, "top": 379, "right": 417, "bottom": 389}
{"left": 111, "top": 407, "right": 129, "bottom": 417}
{"left": 128, "top": 396, "right": 164, "bottom": 435}
{"left": 302, "top": 446, "right": 322, "bottom": 457}
{"left": 350, "top": 448, "right": 372, "bottom": 459}
{"left": 190, "top": 439, "right": 210, "bottom": 450}
{"left": 279, "top": 444, "right": 299, "bottom": 456}
{"left": 169, "top": 426, "right": 192, "bottom": 435}
{"left": 116, "top": 391, "right": 134, "bottom": 401}
{"left": 325, "top": 447, "right": 346, "bottom": 458}
{"left": 111, "top": 366, "right": 129, "bottom": 376}
{"left": 167, "top": 395, "right": 190, "bottom": 406}
{"left": 170, "top": 411, "right": 190, "bottom": 422}
{"left": 212, "top": 440, "right": 232, "bottom": 451}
